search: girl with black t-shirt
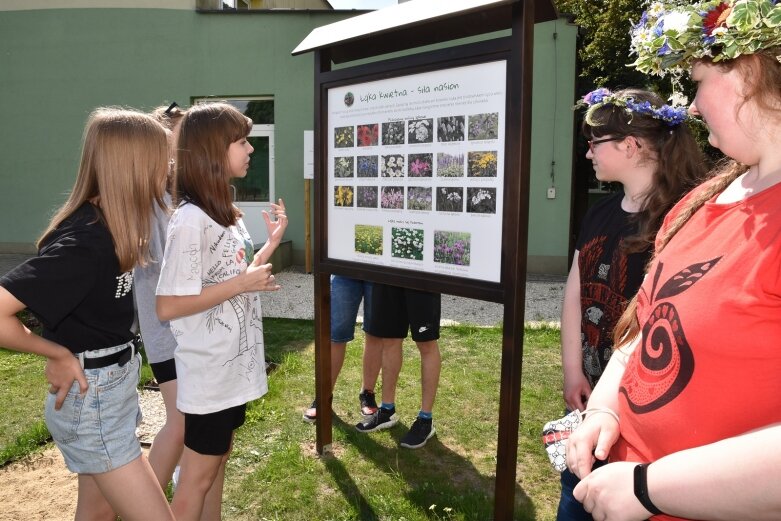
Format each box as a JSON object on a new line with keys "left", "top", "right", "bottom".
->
{"left": 0, "top": 108, "right": 175, "bottom": 520}
{"left": 557, "top": 88, "right": 706, "bottom": 521}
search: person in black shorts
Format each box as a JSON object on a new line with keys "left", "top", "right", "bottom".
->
{"left": 356, "top": 283, "right": 441, "bottom": 449}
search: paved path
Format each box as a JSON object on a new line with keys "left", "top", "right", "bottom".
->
{"left": 0, "top": 254, "right": 564, "bottom": 326}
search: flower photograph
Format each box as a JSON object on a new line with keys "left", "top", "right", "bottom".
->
{"left": 436, "top": 152, "right": 464, "bottom": 177}
{"left": 391, "top": 227, "right": 424, "bottom": 261}
{"left": 407, "top": 186, "right": 432, "bottom": 211}
{"left": 467, "top": 187, "right": 496, "bottom": 214}
{"left": 437, "top": 115, "right": 465, "bottom": 142}
{"left": 381, "top": 186, "right": 404, "bottom": 209}
{"left": 380, "top": 154, "right": 405, "bottom": 178}
{"left": 334, "top": 126, "right": 354, "bottom": 148}
{"left": 407, "top": 118, "right": 433, "bottom": 144}
{"left": 407, "top": 153, "right": 433, "bottom": 177}
{"left": 357, "top": 123, "right": 379, "bottom": 147}
{"left": 333, "top": 185, "right": 354, "bottom": 207}
{"left": 356, "top": 155, "right": 379, "bottom": 177}
{"left": 467, "top": 151, "right": 498, "bottom": 177}
{"left": 354, "top": 224, "right": 383, "bottom": 255}
{"left": 436, "top": 187, "right": 463, "bottom": 213}
{"left": 334, "top": 156, "right": 354, "bottom": 178}
{"left": 356, "top": 185, "right": 378, "bottom": 208}
{"left": 381, "top": 121, "right": 405, "bottom": 145}
{"left": 434, "top": 230, "right": 471, "bottom": 266}
{"left": 467, "top": 113, "right": 499, "bottom": 140}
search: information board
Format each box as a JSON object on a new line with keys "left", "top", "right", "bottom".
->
{"left": 326, "top": 60, "right": 506, "bottom": 283}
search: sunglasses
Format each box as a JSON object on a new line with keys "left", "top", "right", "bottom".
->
{"left": 587, "top": 136, "right": 625, "bottom": 153}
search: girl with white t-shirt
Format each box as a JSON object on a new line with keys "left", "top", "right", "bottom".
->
{"left": 156, "top": 102, "right": 287, "bottom": 520}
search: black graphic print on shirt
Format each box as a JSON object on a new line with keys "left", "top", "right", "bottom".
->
{"left": 575, "top": 193, "right": 650, "bottom": 388}
{"left": 579, "top": 234, "right": 639, "bottom": 388}
{"left": 620, "top": 256, "right": 721, "bottom": 413}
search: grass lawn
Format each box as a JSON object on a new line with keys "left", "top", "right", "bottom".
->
{"left": 0, "top": 318, "right": 564, "bottom": 520}
{"left": 0, "top": 349, "right": 49, "bottom": 463}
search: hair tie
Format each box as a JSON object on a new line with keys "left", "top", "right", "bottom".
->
{"left": 164, "top": 101, "right": 179, "bottom": 116}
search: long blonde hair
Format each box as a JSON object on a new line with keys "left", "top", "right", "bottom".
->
{"left": 38, "top": 107, "right": 169, "bottom": 272}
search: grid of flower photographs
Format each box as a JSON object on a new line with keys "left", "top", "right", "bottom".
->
{"left": 332, "top": 110, "right": 500, "bottom": 266}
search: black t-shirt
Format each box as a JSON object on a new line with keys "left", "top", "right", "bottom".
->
{"left": 576, "top": 192, "right": 651, "bottom": 388}
{"left": 0, "top": 203, "right": 135, "bottom": 353}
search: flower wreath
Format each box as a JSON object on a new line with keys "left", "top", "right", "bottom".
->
{"left": 630, "top": 0, "right": 781, "bottom": 77}
{"left": 575, "top": 88, "right": 690, "bottom": 127}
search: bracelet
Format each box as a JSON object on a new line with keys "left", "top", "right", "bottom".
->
{"left": 583, "top": 407, "right": 619, "bottom": 424}
{"left": 634, "top": 463, "right": 664, "bottom": 516}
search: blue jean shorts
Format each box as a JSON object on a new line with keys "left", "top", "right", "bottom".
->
{"left": 331, "top": 275, "right": 373, "bottom": 343}
{"left": 44, "top": 352, "right": 143, "bottom": 474}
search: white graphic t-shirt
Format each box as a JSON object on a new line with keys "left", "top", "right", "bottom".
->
{"left": 157, "top": 203, "right": 267, "bottom": 414}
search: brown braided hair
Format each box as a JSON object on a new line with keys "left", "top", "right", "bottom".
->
{"left": 612, "top": 48, "right": 781, "bottom": 350}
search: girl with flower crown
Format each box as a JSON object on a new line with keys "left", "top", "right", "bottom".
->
{"left": 558, "top": 88, "right": 705, "bottom": 521}
{"left": 566, "top": 1, "right": 781, "bottom": 520}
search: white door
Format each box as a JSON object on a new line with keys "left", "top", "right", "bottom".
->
{"left": 233, "top": 125, "right": 274, "bottom": 246}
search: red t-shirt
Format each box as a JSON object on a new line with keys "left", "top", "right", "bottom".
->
{"left": 611, "top": 177, "right": 781, "bottom": 520}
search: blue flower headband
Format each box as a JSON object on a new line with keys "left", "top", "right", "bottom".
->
{"left": 575, "top": 88, "right": 689, "bottom": 127}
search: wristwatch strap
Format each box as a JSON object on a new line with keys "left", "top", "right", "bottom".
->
{"left": 634, "top": 463, "right": 664, "bottom": 516}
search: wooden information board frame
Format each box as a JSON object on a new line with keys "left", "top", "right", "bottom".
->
{"left": 293, "top": 1, "right": 556, "bottom": 518}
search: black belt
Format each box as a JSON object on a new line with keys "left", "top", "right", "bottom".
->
{"left": 82, "top": 346, "right": 132, "bottom": 369}
{"left": 80, "top": 337, "right": 139, "bottom": 369}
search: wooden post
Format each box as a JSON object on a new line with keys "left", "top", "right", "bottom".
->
{"left": 304, "top": 178, "right": 312, "bottom": 273}
{"left": 493, "top": 2, "right": 534, "bottom": 519}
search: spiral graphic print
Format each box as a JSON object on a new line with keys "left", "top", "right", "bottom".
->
{"left": 620, "top": 302, "right": 694, "bottom": 413}
{"left": 620, "top": 257, "right": 721, "bottom": 413}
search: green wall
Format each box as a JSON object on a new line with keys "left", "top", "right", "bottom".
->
{"left": 0, "top": 7, "right": 576, "bottom": 274}
{"left": 528, "top": 17, "right": 578, "bottom": 274}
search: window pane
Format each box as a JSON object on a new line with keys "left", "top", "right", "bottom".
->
{"left": 232, "top": 136, "right": 269, "bottom": 202}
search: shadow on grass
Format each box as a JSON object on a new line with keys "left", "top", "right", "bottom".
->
{"left": 263, "top": 318, "right": 315, "bottom": 364}
{"left": 319, "top": 415, "right": 536, "bottom": 520}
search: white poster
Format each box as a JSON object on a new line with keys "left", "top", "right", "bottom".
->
{"left": 327, "top": 60, "right": 506, "bottom": 282}
{"left": 304, "top": 130, "right": 314, "bottom": 179}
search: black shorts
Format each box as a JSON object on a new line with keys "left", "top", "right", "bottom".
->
{"left": 184, "top": 403, "right": 246, "bottom": 456}
{"left": 149, "top": 358, "right": 177, "bottom": 384}
{"left": 364, "top": 283, "right": 441, "bottom": 342}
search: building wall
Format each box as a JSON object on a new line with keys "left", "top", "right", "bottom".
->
{"left": 528, "top": 17, "right": 578, "bottom": 274}
{"left": 0, "top": 6, "right": 576, "bottom": 274}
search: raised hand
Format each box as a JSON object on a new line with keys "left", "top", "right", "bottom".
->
{"left": 262, "top": 198, "right": 288, "bottom": 245}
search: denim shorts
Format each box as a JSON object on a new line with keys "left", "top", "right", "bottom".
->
{"left": 331, "top": 275, "right": 373, "bottom": 343}
{"left": 44, "top": 352, "right": 143, "bottom": 474}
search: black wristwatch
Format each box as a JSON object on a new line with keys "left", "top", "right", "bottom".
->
{"left": 634, "top": 463, "right": 664, "bottom": 516}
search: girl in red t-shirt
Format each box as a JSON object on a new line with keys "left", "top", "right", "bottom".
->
{"left": 566, "top": 1, "right": 781, "bottom": 520}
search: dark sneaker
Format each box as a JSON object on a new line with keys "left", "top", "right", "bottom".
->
{"left": 358, "top": 389, "right": 378, "bottom": 416}
{"left": 399, "top": 417, "right": 436, "bottom": 449}
{"left": 302, "top": 399, "right": 317, "bottom": 423}
{"left": 355, "top": 407, "right": 398, "bottom": 432}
